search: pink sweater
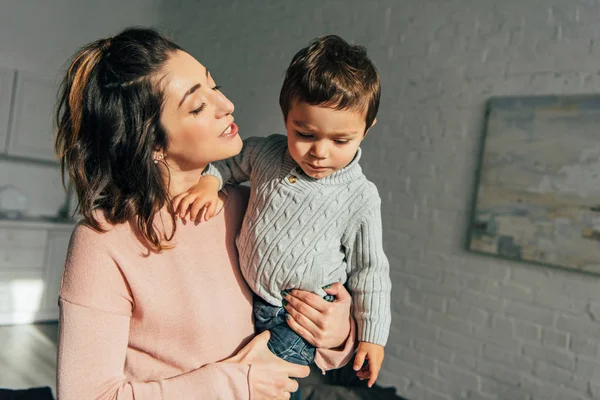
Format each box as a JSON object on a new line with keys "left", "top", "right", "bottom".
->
{"left": 57, "top": 185, "right": 355, "bottom": 399}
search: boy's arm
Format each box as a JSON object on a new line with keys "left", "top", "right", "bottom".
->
{"left": 345, "top": 198, "right": 392, "bottom": 347}
{"left": 203, "top": 135, "right": 271, "bottom": 188}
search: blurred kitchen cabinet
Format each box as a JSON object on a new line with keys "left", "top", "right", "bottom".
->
{"left": 40, "top": 228, "right": 71, "bottom": 316}
{"left": 0, "top": 68, "right": 15, "bottom": 154}
{"left": 7, "top": 72, "right": 57, "bottom": 161}
{"left": 0, "top": 221, "right": 74, "bottom": 325}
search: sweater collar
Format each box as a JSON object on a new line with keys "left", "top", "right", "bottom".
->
{"left": 282, "top": 147, "right": 364, "bottom": 185}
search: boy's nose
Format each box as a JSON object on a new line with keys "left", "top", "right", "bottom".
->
{"left": 310, "top": 142, "right": 328, "bottom": 159}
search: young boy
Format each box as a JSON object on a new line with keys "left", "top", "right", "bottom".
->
{"left": 174, "top": 35, "right": 391, "bottom": 386}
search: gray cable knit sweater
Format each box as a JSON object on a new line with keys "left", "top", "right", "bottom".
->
{"left": 205, "top": 134, "right": 391, "bottom": 345}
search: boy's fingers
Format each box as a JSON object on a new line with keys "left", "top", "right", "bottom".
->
{"left": 172, "top": 193, "right": 185, "bottom": 212}
{"left": 190, "top": 200, "right": 205, "bottom": 221}
{"left": 178, "top": 196, "right": 194, "bottom": 218}
{"left": 353, "top": 351, "right": 366, "bottom": 371}
{"left": 207, "top": 201, "right": 218, "bottom": 220}
{"left": 367, "top": 364, "right": 380, "bottom": 388}
{"left": 199, "top": 205, "right": 207, "bottom": 222}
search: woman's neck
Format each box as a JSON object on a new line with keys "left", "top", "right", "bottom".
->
{"left": 159, "top": 162, "right": 208, "bottom": 198}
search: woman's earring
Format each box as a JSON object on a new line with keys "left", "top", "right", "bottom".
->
{"left": 154, "top": 154, "right": 164, "bottom": 164}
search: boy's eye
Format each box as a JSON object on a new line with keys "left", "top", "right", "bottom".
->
{"left": 296, "top": 131, "right": 314, "bottom": 139}
{"left": 334, "top": 139, "right": 349, "bottom": 145}
{"left": 191, "top": 103, "right": 206, "bottom": 115}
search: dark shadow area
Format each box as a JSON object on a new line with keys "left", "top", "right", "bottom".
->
{"left": 300, "top": 357, "right": 408, "bottom": 400}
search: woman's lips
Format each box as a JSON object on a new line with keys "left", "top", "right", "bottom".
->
{"left": 220, "top": 122, "right": 239, "bottom": 138}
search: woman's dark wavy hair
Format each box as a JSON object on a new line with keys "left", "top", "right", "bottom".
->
{"left": 55, "top": 27, "right": 181, "bottom": 251}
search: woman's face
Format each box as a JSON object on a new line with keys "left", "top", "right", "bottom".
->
{"left": 160, "top": 50, "right": 242, "bottom": 171}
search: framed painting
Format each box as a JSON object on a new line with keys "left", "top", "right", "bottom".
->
{"left": 469, "top": 95, "right": 600, "bottom": 274}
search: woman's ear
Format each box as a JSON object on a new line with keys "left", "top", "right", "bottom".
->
{"left": 152, "top": 148, "right": 166, "bottom": 163}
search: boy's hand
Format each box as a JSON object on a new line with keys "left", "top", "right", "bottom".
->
{"left": 353, "top": 341, "right": 384, "bottom": 388}
{"left": 172, "top": 176, "right": 220, "bottom": 222}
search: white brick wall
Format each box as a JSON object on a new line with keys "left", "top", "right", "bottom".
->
{"left": 166, "top": 1, "right": 600, "bottom": 398}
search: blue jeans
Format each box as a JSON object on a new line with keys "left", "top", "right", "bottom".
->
{"left": 254, "top": 294, "right": 335, "bottom": 399}
{"left": 291, "top": 387, "right": 302, "bottom": 400}
{"left": 253, "top": 294, "right": 335, "bottom": 365}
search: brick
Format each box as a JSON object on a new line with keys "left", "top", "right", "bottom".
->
{"left": 557, "top": 314, "right": 600, "bottom": 339}
{"left": 505, "top": 301, "right": 556, "bottom": 325}
{"left": 452, "top": 352, "right": 478, "bottom": 371}
{"left": 447, "top": 299, "right": 489, "bottom": 326}
{"left": 438, "top": 362, "right": 480, "bottom": 390}
{"left": 429, "top": 310, "right": 472, "bottom": 336}
{"left": 413, "top": 337, "right": 454, "bottom": 364}
{"left": 533, "top": 291, "right": 586, "bottom": 315}
{"left": 590, "top": 381, "right": 600, "bottom": 400}
{"left": 400, "top": 317, "right": 438, "bottom": 342}
{"left": 542, "top": 328, "right": 569, "bottom": 349}
{"left": 482, "top": 344, "right": 534, "bottom": 372}
{"left": 533, "top": 360, "right": 573, "bottom": 387}
{"left": 439, "top": 330, "right": 482, "bottom": 355}
{"left": 588, "top": 301, "right": 600, "bottom": 322}
{"left": 484, "top": 281, "right": 534, "bottom": 302}
{"left": 473, "top": 325, "right": 521, "bottom": 352}
{"left": 461, "top": 290, "right": 506, "bottom": 313}
{"left": 477, "top": 359, "right": 522, "bottom": 385}
{"left": 569, "top": 335, "right": 598, "bottom": 357}
{"left": 514, "top": 320, "right": 541, "bottom": 342}
{"left": 574, "top": 356, "right": 600, "bottom": 381}
{"left": 398, "top": 347, "right": 436, "bottom": 371}
{"left": 522, "top": 342, "right": 575, "bottom": 370}
{"left": 422, "top": 386, "right": 453, "bottom": 400}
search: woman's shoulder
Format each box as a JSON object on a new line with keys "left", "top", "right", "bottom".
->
{"left": 70, "top": 209, "right": 135, "bottom": 248}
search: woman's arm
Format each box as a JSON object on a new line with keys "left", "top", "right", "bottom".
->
{"left": 57, "top": 300, "right": 253, "bottom": 400}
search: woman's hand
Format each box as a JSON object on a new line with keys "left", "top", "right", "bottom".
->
{"left": 225, "top": 330, "right": 309, "bottom": 400}
{"left": 282, "top": 282, "right": 352, "bottom": 349}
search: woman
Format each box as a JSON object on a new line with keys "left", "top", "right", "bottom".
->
{"left": 55, "top": 27, "right": 356, "bottom": 400}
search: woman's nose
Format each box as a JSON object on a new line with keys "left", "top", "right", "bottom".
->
{"left": 215, "top": 91, "right": 235, "bottom": 118}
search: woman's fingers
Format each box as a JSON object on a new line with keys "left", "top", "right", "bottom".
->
{"left": 283, "top": 309, "right": 317, "bottom": 347}
{"left": 323, "top": 282, "right": 351, "bottom": 302}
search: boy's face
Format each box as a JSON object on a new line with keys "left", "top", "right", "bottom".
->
{"left": 285, "top": 100, "right": 368, "bottom": 179}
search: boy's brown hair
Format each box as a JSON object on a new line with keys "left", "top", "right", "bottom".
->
{"left": 279, "top": 35, "right": 380, "bottom": 132}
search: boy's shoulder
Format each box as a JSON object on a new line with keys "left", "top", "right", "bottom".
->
{"left": 245, "top": 134, "right": 287, "bottom": 161}
{"left": 348, "top": 174, "right": 381, "bottom": 203}
{"left": 247, "top": 133, "right": 287, "bottom": 148}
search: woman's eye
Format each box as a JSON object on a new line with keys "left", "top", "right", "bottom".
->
{"left": 212, "top": 85, "right": 222, "bottom": 91}
{"left": 191, "top": 104, "right": 206, "bottom": 115}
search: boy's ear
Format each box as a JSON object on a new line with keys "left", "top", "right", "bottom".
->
{"left": 363, "top": 118, "right": 377, "bottom": 136}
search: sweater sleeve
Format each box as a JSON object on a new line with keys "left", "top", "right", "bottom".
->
{"left": 56, "top": 225, "right": 252, "bottom": 400}
{"left": 203, "top": 135, "right": 274, "bottom": 188}
{"left": 345, "top": 200, "right": 392, "bottom": 346}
